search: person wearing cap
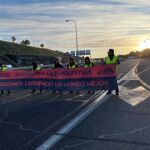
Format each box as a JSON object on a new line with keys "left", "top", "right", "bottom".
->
{"left": 68, "top": 57, "right": 79, "bottom": 94}
{"left": 31, "top": 62, "right": 43, "bottom": 94}
{"left": 0, "top": 63, "right": 12, "bottom": 96}
{"left": 84, "top": 57, "right": 94, "bottom": 94}
{"left": 53, "top": 59, "right": 63, "bottom": 94}
{"left": 104, "top": 49, "right": 120, "bottom": 95}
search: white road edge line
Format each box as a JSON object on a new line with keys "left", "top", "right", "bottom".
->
{"left": 135, "top": 67, "right": 150, "bottom": 90}
{"left": 0, "top": 93, "right": 32, "bottom": 106}
{"left": 36, "top": 61, "right": 139, "bottom": 150}
{"left": 36, "top": 92, "right": 109, "bottom": 150}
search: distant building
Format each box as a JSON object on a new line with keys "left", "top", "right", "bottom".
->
{"left": 70, "top": 50, "right": 91, "bottom": 57}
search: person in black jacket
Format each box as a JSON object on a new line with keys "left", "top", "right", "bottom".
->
{"left": 31, "top": 62, "right": 43, "bottom": 94}
{"left": 54, "top": 59, "right": 63, "bottom": 69}
{"left": 84, "top": 57, "right": 94, "bottom": 94}
{"left": 53, "top": 59, "right": 63, "bottom": 94}
{"left": 68, "top": 58, "right": 79, "bottom": 94}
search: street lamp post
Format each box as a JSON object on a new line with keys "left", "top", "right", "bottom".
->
{"left": 65, "top": 20, "right": 79, "bottom": 56}
{"left": 101, "top": 40, "right": 109, "bottom": 51}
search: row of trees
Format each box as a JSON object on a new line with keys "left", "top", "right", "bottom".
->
{"left": 11, "top": 36, "right": 45, "bottom": 48}
{"left": 127, "top": 48, "right": 150, "bottom": 58}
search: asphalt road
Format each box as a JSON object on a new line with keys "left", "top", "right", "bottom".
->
{"left": 0, "top": 59, "right": 149, "bottom": 150}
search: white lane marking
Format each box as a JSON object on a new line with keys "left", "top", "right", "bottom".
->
{"left": 67, "top": 94, "right": 85, "bottom": 101}
{"left": 0, "top": 90, "right": 55, "bottom": 106}
{"left": 36, "top": 92, "right": 109, "bottom": 150}
{"left": 120, "top": 68, "right": 137, "bottom": 81}
{"left": 64, "top": 124, "right": 150, "bottom": 150}
{"left": 119, "top": 61, "right": 140, "bottom": 81}
{"left": 130, "top": 63, "right": 150, "bottom": 90}
{"left": 33, "top": 95, "right": 60, "bottom": 106}
{"left": 29, "top": 93, "right": 86, "bottom": 108}
{"left": 135, "top": 70, "right": 150, "bottom": 90}
{"left": 138, "top": 67, "right": 150, "bottom": 76}
{"left": 99, "top": 125, "right": 150, "bottom": 138}
{"left": 117, "top": 73, "right": 123, "bottom": 79}
{"left": 119, "top": 86, "right": 150, "bottom": 106}
{"left": 118, "top": 61, "right": 150, "bottom": 106}
{"left": 36, "top": 60, "right": 139, "bottom": 150}
{"left": 0, "top": 93, "right": 32, "bottom": 106}
{"left": 136, "top": 76, "right": 150, "bottom": 90}
{"left": 18, "top": 91, "right": 103, "bottom": 150}
{"left": 0, "top": 121, "right": 41, "bottom": 134}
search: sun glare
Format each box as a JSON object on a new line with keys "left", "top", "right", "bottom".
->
{"left": 140, "top": 39, "right": 150, "bottom": 50}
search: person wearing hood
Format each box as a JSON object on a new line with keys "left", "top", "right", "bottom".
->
{"left": 68, "top": 57, "right": 79, "bottom": 94}
{"left": 84, "top": 57, "right": 94, "bottom": 94}
{"left": 31, "top": 62, "right": 43, "bottom": 94}
{"left": 53, "top": 59, "right": 63, "bottom": 94}
{"left": 104, "top": 49, "right": 120, "bottom": 96}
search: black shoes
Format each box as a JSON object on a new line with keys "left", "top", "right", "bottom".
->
{"left": 7, "top": 93, "right": 12, "bottom": 96}
{"left": 87, "top": 90, "right": 95, "bottom": 94}
{"left": 0, "top": 93, "right": 5, "bottom": 96}
{"left": 116, "top": 92, "right": 119, "bottom": 96}
{"left": 0, "top": 93, "right": 12, "bottom": 96}
{"left": 106, "top": 90, "right": 119, "bottom": 96}
{"left": 31, "top": 91, "right": 35, "bottom": 94}
{"left": 106, "top": 91, "right": 112, "bottom": 95}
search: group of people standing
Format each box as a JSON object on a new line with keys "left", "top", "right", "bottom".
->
{"left": 0, "top": 48, "right": 120, "bottom": 96}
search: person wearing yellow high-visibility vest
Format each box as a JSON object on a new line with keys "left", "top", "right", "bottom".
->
{"left": 68, "top": 57, "right": 78, "bottom": 69}
{"left": 68, "top": 58, "right": 79, "bottom": 94}
{"left": 0, "top": 63, "right": 12, "bottom": 96}
{"left": 84, "top": 57, "right": 95, "bottom": 94}
{"left": 104, "top": 49, "right": 120, "bottom": 96}
{"left": 31, "top": 62, "right": 43, "bottom": 94}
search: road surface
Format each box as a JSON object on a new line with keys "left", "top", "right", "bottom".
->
{"left": 0, "top": 59, "right": 149, "bottom": 150}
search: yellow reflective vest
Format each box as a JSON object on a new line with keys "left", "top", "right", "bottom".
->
{"left": 69, "top": 64, "right": 76, "bottom": 69}
{"left": 105, "top": 55, "right": 118, "bottom": 64}
{"left": 1, "top": 65, "right": 8, "bottom": 71}
{"left": 36, "top": 66, "right": 41, "bottom": 70}
{"left": 85, "top": 63, "right": 93, "bottom": 68}
{"left": 32, "top": 66, "right": 41, "bottom": 70}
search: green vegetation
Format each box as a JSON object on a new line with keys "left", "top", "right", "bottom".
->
{"left": 127, "top": 48, "right": 150, "bottom": 58}
{"left": 0, "top": 40, "right": 64, "bottom": 57}
{"left": 11, "top": 36, "right": 16, "bottom": 43}
{"left": 20, "top": 39, "right": 30, "bottom": 46}
{"left": 40, "top": 43, "right": 44, "bottom": 48}
{"left": 119, "top": 48, "right": 150, "bottom": 59}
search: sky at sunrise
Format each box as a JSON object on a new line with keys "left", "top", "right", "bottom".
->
{"left": 0, "top": 0, "right": 150, "bottom": 57}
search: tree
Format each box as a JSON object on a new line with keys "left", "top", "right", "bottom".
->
{"left": 21, "top": 40, "right": 25, "bottom": 45}
{"left": 20, "top": 40, "right": 30, "bottom": 46}
{"left": 12, "top": 36, "right": 16, "bottom": 43}
{"left": 24, "top": 40, "right": 30, "bottom": 46}
{"left": 40, "top": 43, "right": 44, "bottom": 48}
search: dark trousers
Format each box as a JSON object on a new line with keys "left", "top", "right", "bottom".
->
{"left": 108, "top": 84, "right": 119, "bottom": 94}
{"left": 1, "top": 90, "right": 11, "bottom": 95}
{"left": 108, "top": 88, "right": 119, "bottom": 93}
{"left": 32, "top": 89, "right": 43, "bottom": 93}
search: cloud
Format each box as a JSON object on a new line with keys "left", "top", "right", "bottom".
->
{"left": 0, "top": 0, "right": 150, "bottom": 57}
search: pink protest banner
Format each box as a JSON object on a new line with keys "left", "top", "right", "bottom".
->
{"left": 0, "top": 64, "right": 118, "bottom": 91}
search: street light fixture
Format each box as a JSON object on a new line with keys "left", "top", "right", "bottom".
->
{"left": 65, "top": 19, "right": 79, "bottom": 56}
